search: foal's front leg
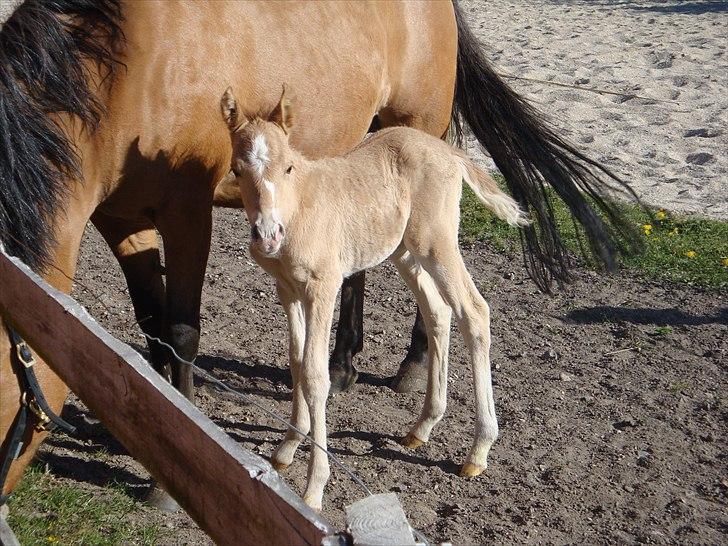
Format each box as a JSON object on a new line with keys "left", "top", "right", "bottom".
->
{"left": 300, "top": 278, "right": 339, "bottom": 510}
{"left": 271, "top": 282, "right": 309, "bottom": 471}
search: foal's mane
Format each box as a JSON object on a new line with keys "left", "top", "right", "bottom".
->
{"left": 0, "top": 0, "right": 124, "bottom": 271}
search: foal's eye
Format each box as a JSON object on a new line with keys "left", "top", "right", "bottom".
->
{"left": 285, "top": 165, "right": 293, "bottom": 174}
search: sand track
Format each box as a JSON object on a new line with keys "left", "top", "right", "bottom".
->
{"left": 463, "top": 0, "right": 727, "bottom": 219}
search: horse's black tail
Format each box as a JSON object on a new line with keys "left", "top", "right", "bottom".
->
{"left": 0, "top": 0, "right": 122, "bottom": 271}
{"left": 451, "top": 0, "right": 643, "bottom": 292}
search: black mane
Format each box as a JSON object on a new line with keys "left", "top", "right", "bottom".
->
{"left": 0, "top": 0, "right": 123, "bottom": 271}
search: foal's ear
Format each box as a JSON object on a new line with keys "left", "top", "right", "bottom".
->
{"left": 269, "top": 84, "right": 294, "bottom": 134}
{"left": 221, "top": 86, "right": 244, "bottom": 130}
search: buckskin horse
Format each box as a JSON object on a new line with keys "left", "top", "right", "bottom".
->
{"left": 0, "top": 0, "right": 638, "bottom": 511}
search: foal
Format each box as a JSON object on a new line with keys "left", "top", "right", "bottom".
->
{"left": 221, "top": 88, "right": 528, "bottom": 509}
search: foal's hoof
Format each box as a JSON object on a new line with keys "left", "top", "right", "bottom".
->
{"left": 400, "top": 432, "right": 425, "bottom": 449}
{"left": 145, "top": 484, "right": 180, "bottom": 512}
{"left": 460, "top": 462, "right": 486, "bottom": 478}
{"left": 302, "top": 495, "right": 322, "bottom": 512}
{"left": 391, "top": 358, "right": 428, "bottom": 394}
{"left": 271, "top": 460, "right": 290, "bottom": 472}
{"left": 329, "top": 363, "right": 359, "bottom": 395}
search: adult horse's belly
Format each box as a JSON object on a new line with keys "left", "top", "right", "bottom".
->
{"left": 97, "top": 0, "right": 429, "bottom": 211}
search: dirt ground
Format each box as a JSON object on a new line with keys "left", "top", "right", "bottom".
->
{"left": 31, "top": 204, "right": 725, "bottom": 545}
{"left": 20, "top": 0, "right": 728, "bottom": 543}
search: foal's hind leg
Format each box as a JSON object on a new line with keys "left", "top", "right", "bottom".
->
{"left": 417, "top": 246, "right": 498, "bottom": 477}
{"left": 390, "top": 250, "right": 452, "bottom": 447}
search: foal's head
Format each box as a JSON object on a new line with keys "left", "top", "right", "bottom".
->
{"left": 221, "top": 86, "right": 296, "bottom": 257}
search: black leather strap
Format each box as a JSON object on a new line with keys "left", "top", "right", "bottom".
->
{"left": 6, "top": 328, "right": 75, "bottom": 435}
{"left": 0, "top": 406, "right": 28, "bottom": 506}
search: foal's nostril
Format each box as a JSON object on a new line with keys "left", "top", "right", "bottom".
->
{"left": 251, "top": 225, "right": 261, "bottom": 241}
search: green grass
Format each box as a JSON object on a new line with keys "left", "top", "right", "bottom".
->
{"left": 460, "top": 177, "right": 728, "bottom": 288}
{"left": 7, "top": 464, "right": 163, "bottom": 545}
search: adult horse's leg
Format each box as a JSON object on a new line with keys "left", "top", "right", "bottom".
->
{"left": 391, "top": 310, "right": 429, "bottom": 393}
{"left": 134, "top": 186, "right": 212, "bottom": 511}
{"left": 0, "top": 193, "right": 92, "bottom": 501}
{"left": 328, "top": 271, "right": 364, "bottom": 394}
{"left": 91, "top": 212, "right": 168, "bottom": 377}
{"left": 154, "top": 188, "right": 214, "bottom": 403}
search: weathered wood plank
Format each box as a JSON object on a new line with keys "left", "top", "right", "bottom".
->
{"left": 0, "top": 250, "right": 342, "bottom": 546}
{"left": 346, "top": 493, "right": 415, "bottom": 546}
{"left": 0, "top": 512, "right": 20, "bottom": 546}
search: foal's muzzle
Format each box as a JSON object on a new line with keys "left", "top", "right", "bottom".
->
{"left": 251, "top": 221, "right": 284, "bottom": 256}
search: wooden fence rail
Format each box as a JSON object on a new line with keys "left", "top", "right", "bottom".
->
{"left": 0, "top": 249, "right": 346, "bottom": 545}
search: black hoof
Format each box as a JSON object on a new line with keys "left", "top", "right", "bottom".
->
{"left": 145, "top": 483, "right": 180, "bottom": 513}
{"left": 391, "top": 356, "right": 428, "bottom": 394}
{"left": 329, "top": 363, "right": 359, "bottom": 395}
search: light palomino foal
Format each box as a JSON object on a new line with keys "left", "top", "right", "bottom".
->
{"left": 221, "top": 88, "right": 528, "bottom": 510}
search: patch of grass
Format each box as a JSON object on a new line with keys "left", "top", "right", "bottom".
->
{"left": 460, "top": 176, "right": 728, "bottom": 288}
{"left": 653, "top": 326, "right": 673, "bottom": 336}
{"left": 7, "top": 464, "right": 163, "bottom": 545}
{"left": 669, "top": 380, "right": 691, "bottom": 395}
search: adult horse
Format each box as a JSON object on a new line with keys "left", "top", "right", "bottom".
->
{"left": 0, "top": 0, "right": 638, "bottom": 510}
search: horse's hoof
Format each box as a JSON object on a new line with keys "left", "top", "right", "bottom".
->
{"left": 391, "top": 358, "right": 428, "bottom": 394}
{"left": 460, "top": 462, "right": 486, "bottom": 478}
{"left": 145, "top": 484, "right": 180, "bottom": 512}
{"left": 329, "top": 363, "right": 358, "bottom": 395}
{"left": 400, "top": 432, "right": 425, "bottom": 449}
{"left": 271, "top": 460, "right": 290, "bottom": 472}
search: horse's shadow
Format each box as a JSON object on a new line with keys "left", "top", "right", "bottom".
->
{"left": 328, "top": 429, "right": 459, "bottom": 475}
{"left": 585, "top": 0, "right": 728, "bottom": 14}
{"left": 194, "top": 348, "right": 395, "bottom": 391}
{"left": 630, "top": 2, "right": 728, "bottom": 15}
{"left": 39, "top": 405, "right": 149, "bottom": 499}
{"left": 46, "top": 346, "right": 426, "bottom": 492}
{"left": 564, "top": 306, "right": 727, "bottom": 327}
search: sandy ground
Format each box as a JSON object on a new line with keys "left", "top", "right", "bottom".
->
{"left": 9, "top": 1, "right": 728, "bottom": 545}
{"left": 462, "top": 0, "right": 727, "bottom": 219}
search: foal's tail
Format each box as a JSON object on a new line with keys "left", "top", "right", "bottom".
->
{"left": 451, "top": 0, "right": 643, "bottom": 292}
{"left": 459, "top": 159, "right": 529, "bottom": 228}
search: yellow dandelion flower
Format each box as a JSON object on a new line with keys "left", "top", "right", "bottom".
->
{"left": 722, "top": 257, "right": 728, "bottom": 267}
{"left": 47, "top": 537, "right": 59, "bottom": 544}
{"left": 643, "top": 224, "right": 652, "bottom": 235}
{"left": 668, "top": 227, "right": 679, "bottom": 236}
{"left": 655, "top": 210, "right": 667, "bottom": 220}
{"left": 685, "top": 250, "right": 697, "bottom": 259}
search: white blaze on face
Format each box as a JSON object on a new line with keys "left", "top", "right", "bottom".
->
{"left": 261, "top": 178, "right": 280, "bottom": 221}
{"left": 263, "top": 179, "right": 276, "bottom": 201}
{"left": 247, "top": 133, "right": 269, "bottom": 178}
